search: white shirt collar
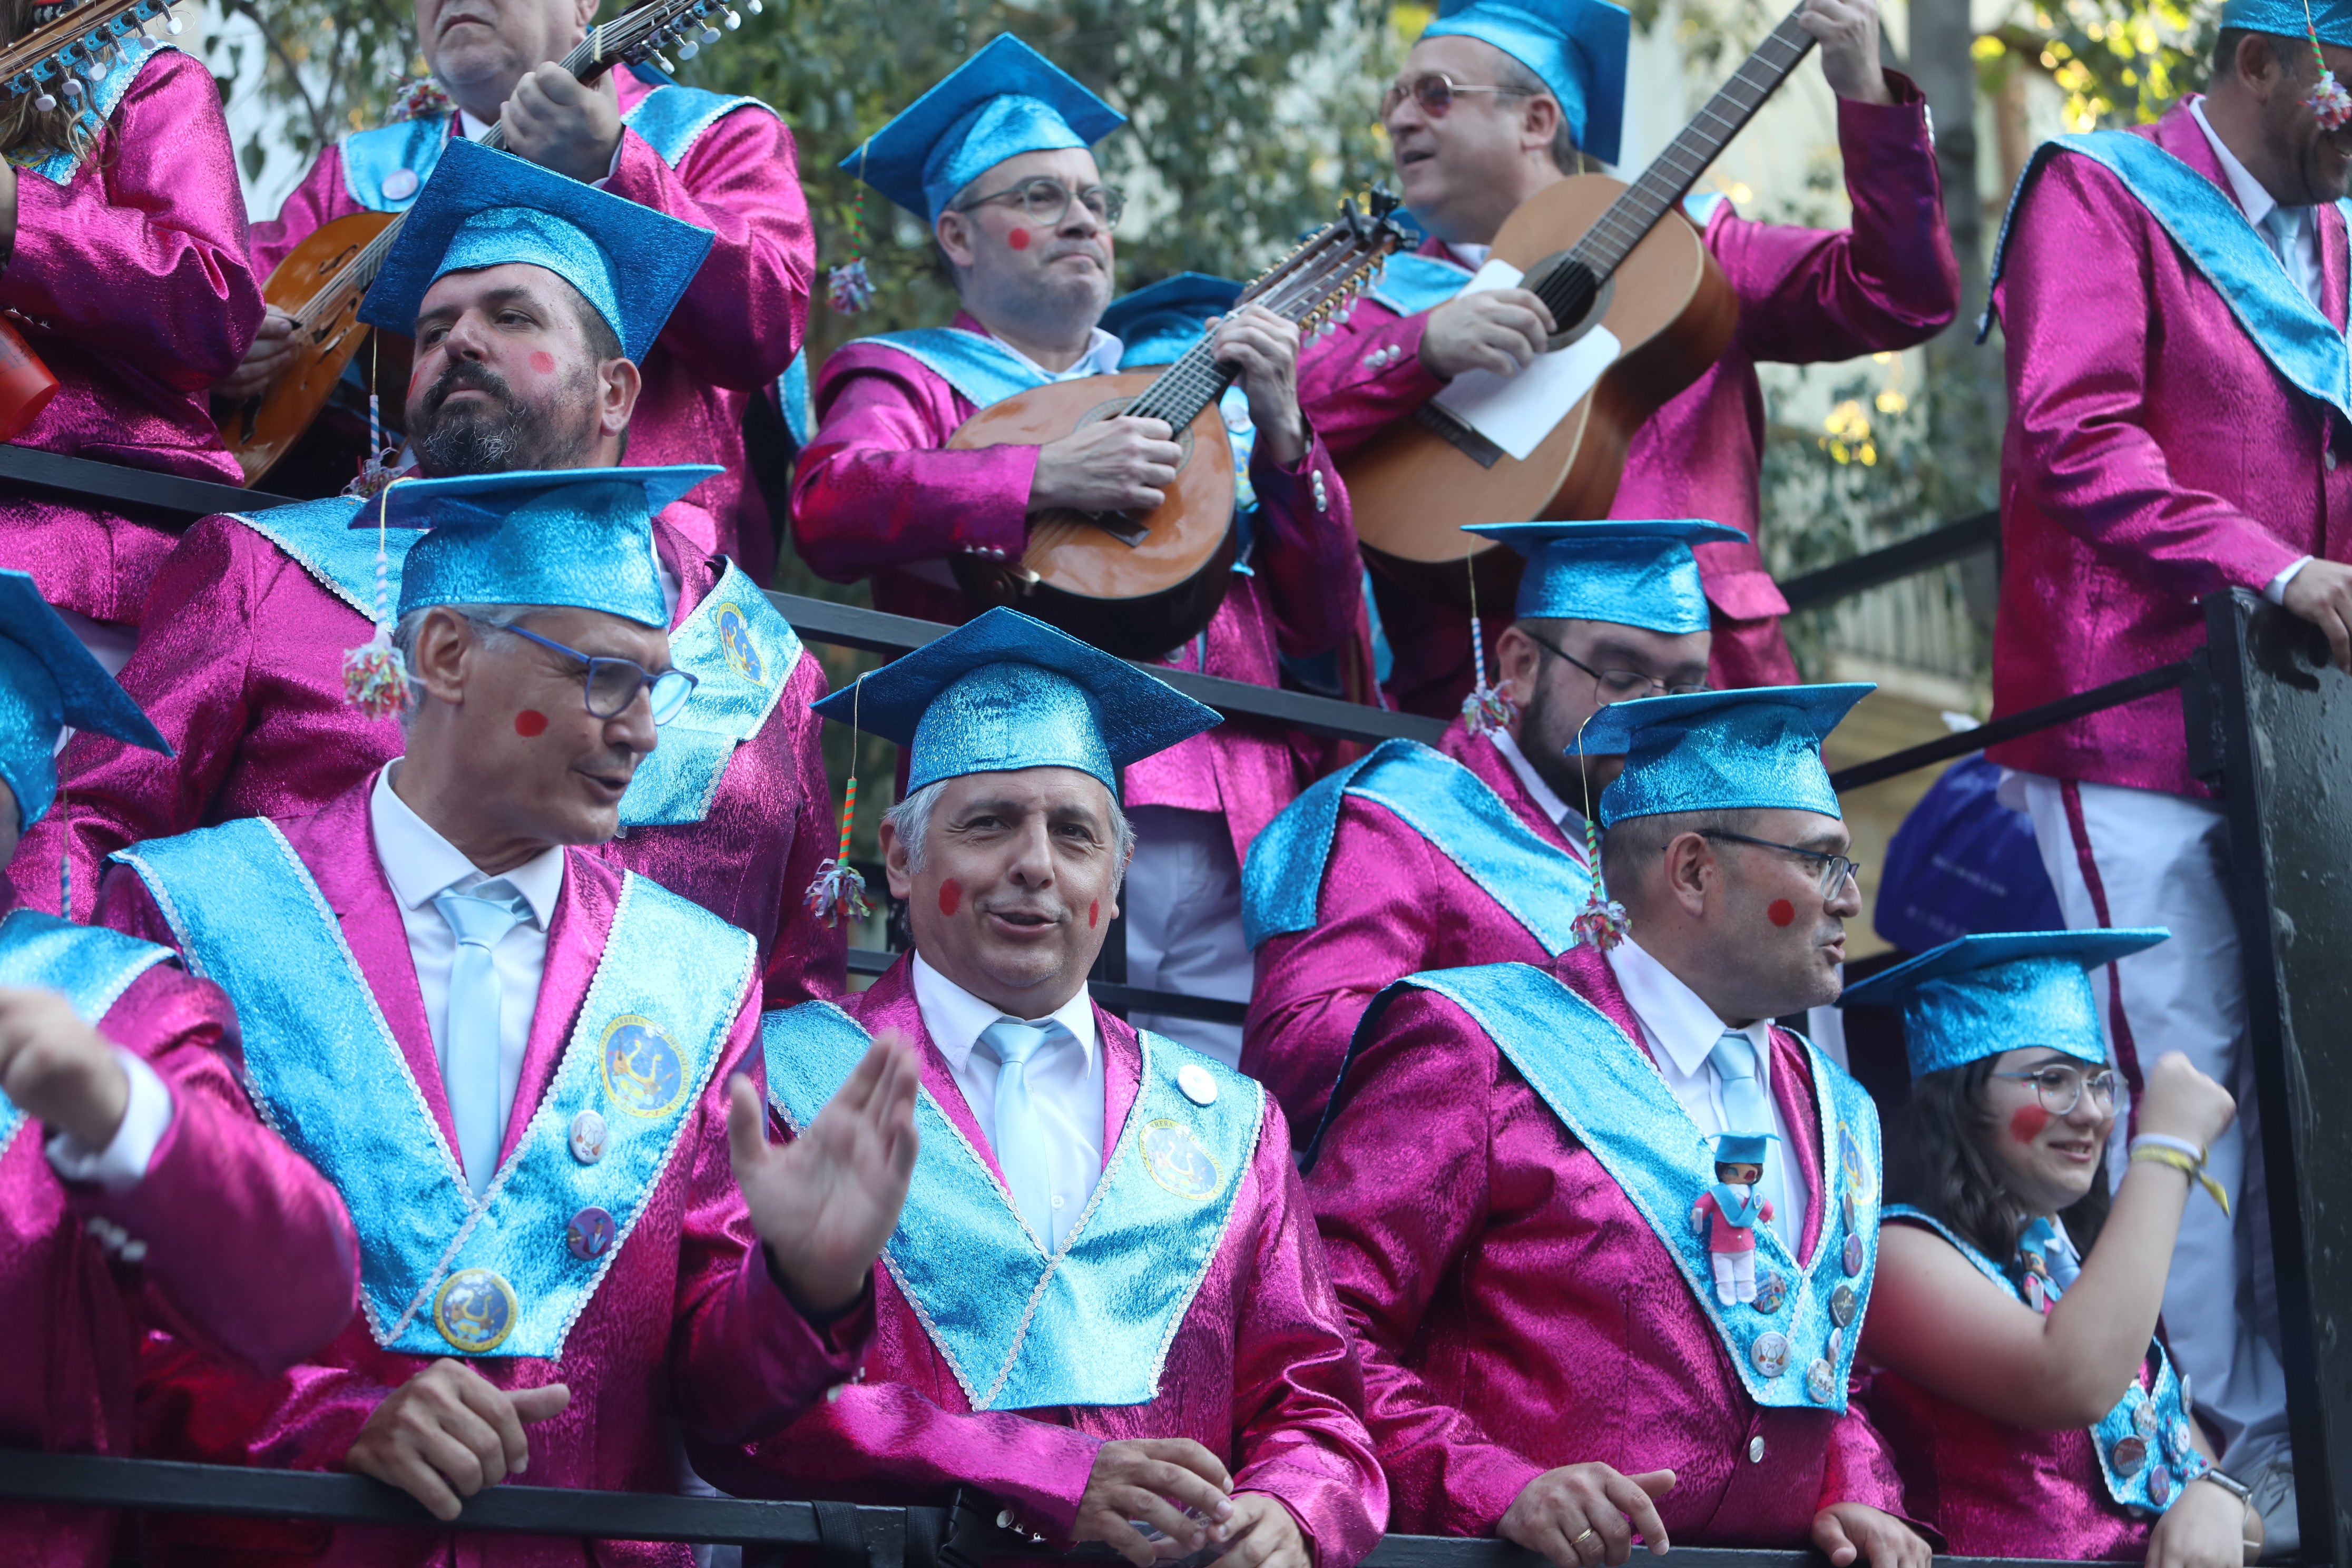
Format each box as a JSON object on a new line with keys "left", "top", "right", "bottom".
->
{"left": 458, "top": 108, "right": 495, "bottom": 143}
{"left": 369, "top": 763, "right": 565, "bottom": 930}
{"left": 986, "top": 325, "right": 1123, "bottom": 383}
{"left": 1606, "top": 935, "right": 1767, "bottom": 1079}
{"left": 1491, "top": 728, "right": 1584, "bottom": 835}
{"left": 1446, "top": 241, "right": 1493, "bottom": 269}
{"left": 2191, "top": 97, "right": 2287, "bottom": 231}
{"left": 910, "top": 951, "right": 1100, "bottom": 1074}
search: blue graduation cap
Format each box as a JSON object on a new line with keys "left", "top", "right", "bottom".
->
{"left": 845, "top": 33, "right": 1126, "bottom": 221}
{"left": 1709, "top": 1130, "right": 1778, "bottom": 1167}
{"left": 2218, "top": 0, "right": 2352, "bottom": 44}
{"left": 358, "top": 136, "right": 716, "bottom": 364}
{"left": 1102, "top": 273, "right": 1243, "bottom": 368}
{"left": 354, "top": 466, "right": 718, "bottom": 629}
{"left": 1569, "top": 683, "right": 1871, "bottom": 828}
{"left": 1840, "top": 928, "right": 2168, "bottom": 1080}
{"left": 0, "top": 572, "right": 169, "bottom": 828}
{"left": 1423, "top": 0, "right": 1632, "bottom": 165}
{"left": 813, "top": 607, "right": 1219, "bottom": 796}
{"left": 1465, "top": 520, "right": 1744, "bottom": 635}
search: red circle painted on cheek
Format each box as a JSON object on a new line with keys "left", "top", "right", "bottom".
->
{"left": 528, "top": 350, "right": 556, "bottom": 375}
{"left": 1088, "top": 900, "right": 1100, "bottom": 929}
{"left": 1767, "top": 898, "right": 1796, "bottom": 927}
{"left": 2010, "top": 1104, "right": 2050, "bottom": 1144}
{"left": 937, "top": 879, "right": 962, "bottom": 917}
{"left": 1006, "top": 227, "right": 1032, "bottom": 251}
{"left": 514, "top": 709, "right": 549, "bottom": 738}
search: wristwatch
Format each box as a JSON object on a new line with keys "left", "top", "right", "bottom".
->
{"left": 2198, "top": 1467, "right": 2254, "bottom": 1505}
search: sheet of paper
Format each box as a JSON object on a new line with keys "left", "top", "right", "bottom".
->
{"left": 1430, "top": 258, "right": 1620, "bottom": 463}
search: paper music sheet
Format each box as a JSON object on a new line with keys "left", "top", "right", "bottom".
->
{"left": 1430, "top": 258, "right": 1620, "bottom": 462}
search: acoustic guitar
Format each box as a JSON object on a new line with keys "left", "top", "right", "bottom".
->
{"left": 216, "top": 0, "right": 758, "bottom": 486}
{"left": 947, "top": 191, "right": 1410, "bottom": 662}
{"left": 1344, "top": 5, "right": 1821, "bottom": 603}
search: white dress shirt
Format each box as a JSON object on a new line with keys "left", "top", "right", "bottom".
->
{"left": 1607, "top": 937, "right": 1811, "bottom": 1254}
{"left": 1492, "top": 728, "right": 1589, "bottom": 845}
{"left": 992, "top": 326, "right": 1124, "bottom": 383}
{"left": 912, "top": 952, "right": 1105, "bottom": 1248}
{"left": 370, "top": 764, "right": 565, "bottom": 1144}
{"left": 45, "top": 1049, "right": 171, "bottom": 1193}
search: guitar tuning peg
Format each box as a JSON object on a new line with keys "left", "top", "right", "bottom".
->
{"left": 61, "top": 76, "right": 83, "bottom": 99}
{"left": 698, "top": 24, "right": 719, "bottom": 41}
{"left": 33, "top": 92, "right": 54, "bottom": 111}
{"left": 745, "top": 0, "right": 762, "bottom": 16}
{"left": 652, "top": 50, "right": 675, "bottom": 70}
{"left": 166, "top": 5, "right": 183, "bottom": 29}
{"left": 723, "top": 8, "right": 741, "bottom": 27}
{"left": 676, "top": 38, "right": 698, "bottom": 56}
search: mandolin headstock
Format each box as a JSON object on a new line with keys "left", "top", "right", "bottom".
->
{"left": 0, "top": 0, "right": 183, "bottom": 115}
{"left": 1239, "top": 182, "right": 1412, "bottom": 339}
{"left": 591, "top": 0, "right": 764, "bottom": 79}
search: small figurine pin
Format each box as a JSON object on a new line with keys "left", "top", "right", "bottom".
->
{"left": 1692, "top": 1132, "right": 1778, "bottom": 1307}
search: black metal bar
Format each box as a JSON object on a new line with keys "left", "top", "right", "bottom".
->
{"left": 1827, "top": 659, "right": 2191, "bottom": 794}
{"left": 846, "top": 947, "right": 1247, "bottom": 1025}
{"left": 1777, "top": 512, "right": 1999, "bottom": 613}
{"left": 0, "top": 445, "right": 291, "bottom": 523}
{"left": 768, "top": 593, "right": 1446, "bottom": 747}
{"left": 2200, "top": 587, "right": 2342, "bottom": 1564}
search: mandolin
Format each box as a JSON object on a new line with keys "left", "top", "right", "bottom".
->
{"left": 1342, "top": 4, "right": 1821, "bottom": 604}
{"left": 0, "top": 0, "right": 182, "bottom": 113}
{"left": 947, "top": 190, "right": 1410, "bottom": 662}
{"left": 216, "top": 0, "right": 759, "bottom": 487}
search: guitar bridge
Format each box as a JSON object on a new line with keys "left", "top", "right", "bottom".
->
{"left": 1414, "top": 402, "right": 1504, "bottom": 469}
{"left": 1066, "top": 508, "right": 1149, "bottom": 547}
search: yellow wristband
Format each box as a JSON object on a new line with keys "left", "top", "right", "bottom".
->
{"left": 2132, "top": 1145, "right": 2231, "bottom": 1216}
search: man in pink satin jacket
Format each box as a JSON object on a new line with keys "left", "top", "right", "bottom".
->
{"left": 1297, "top": 0, "right": 1957, "bottom": 711}
{"left": 1309, "top": 683, "right": 1930, "bottom": 1568}
{"left": 96, "top": 462, "right": 922, "bottom": 1566}
{"left": 15, "top": 140, "right": 844, "bottom": 1007}
{"left": 219, "top": 0, "right": 811, "bottom": 576}
{"left": 1982, "top": 0, "right": 2352, "bottom": 1544}
{"left": 0, "top": 574, "right": 357, "bottom": 1568}
{"left": 1240, "top": 520, "right": 1731, "bottom": 1143}
{"left": 702, "top": 609, "right": 1389, "bottom": 1568}
{"left": 0, "top": 28, "right": 261, "bottom": 650}
{"left": 789, "top": 36, "right": 1362, "bottom": 1067}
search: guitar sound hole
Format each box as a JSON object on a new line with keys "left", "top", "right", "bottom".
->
{"left": 1531, "top": 258, "right": 1600, "bottom": 336}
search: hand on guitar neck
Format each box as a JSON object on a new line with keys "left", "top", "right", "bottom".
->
{"left": 1796, "top": 0, "right": 1894, "bottom": 105}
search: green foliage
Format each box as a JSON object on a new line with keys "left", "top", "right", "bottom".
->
{"left": 204, "top": 0, "right": 414, "bottom": 168}
{"left": 1978, "top": 0, "right": 2214, "bottom": 130}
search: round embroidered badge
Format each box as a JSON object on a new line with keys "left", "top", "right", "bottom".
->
{"left": 435, "top": 1267, "right": 518, "bottom": 1354}
{"left": 1750, "top": 1330, "right": 1791, "bottom": 1378}
{"left": 600, "top": 1015, "right": 688, "bottom": 1119}
{"left": 1140, "top": 1119, "right": 1222, "bottom": 1201}
{"left": 716, "top": 603, "right": 767, "bottom": 685}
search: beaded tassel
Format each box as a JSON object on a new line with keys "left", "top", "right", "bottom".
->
{"left": 827, "top": 162, "right": 877, "bottom": 315}
{"left": 1567, "top": 713, "right": 1629, "bottom": 950}
{"left": 385, "top": 75, "right": 453, "bottom": 125}
{"left": 805, "top": 674, "right": 873, "bottom": 925}
{"left": 347, "top": 383, "right": 401, "bottom": 500}
{"left": 2305, "top": 0, "right": 2352, "bottom": 128}
{"left": 342, "top": 483, "right": 411, "bottom": 718}
{"left": 1459, "top": 554, "right": 1515, "bottom": 736}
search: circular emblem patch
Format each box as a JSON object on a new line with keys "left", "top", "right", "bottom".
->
{"left": 2134, "top": 1399, "right": 2160, "bottom": 1438}
{"left": 1839, "top": 1122, "right": 1871, "bottom": 1200}
{"left": 2166, "top": 1416, "right": 2196, "bottom": 1461}
{"left": 715, "top": 603, "right": 766, "bottom": 685}
{"left": 1841, "top": 1232, "right": 1866, "bottom": 1277}
{"left": 567, "top": 1205, "right": 619, "bottom": 1261}
{"left": 600, "top": 1015, "right": 688, "bottom": 1119}
{"left": 2147, "top": 1464, "right": 2174, "bottom": 1506}
{"left": 2180, "top": 1373, "right": 2194, "bottom": 1414}
{"left": 435, "top": 1268, "right": 517, "bottom": 1354}
{"left": 1805, "top": 1357, "right": 1837, "bottom": 1403}
{"left": 1139, "top": 1119, "right": 1222, "bottom": 1201}
{"left": 383, "top": 167, "right": 419, "bottom": 201}
{"left": 1751, "top": 1271, "right": 1788, "bottom": 1316}
{"left": 2112, "top": 1435, "right": 2148, "bottom": 1477}
{"left": 1750, "top": 1330, "right": 1791, "bottom": 1378}
{"left": 569, "top": 1109, "right": 609, "bottom": 1164}
{"left": 1830, "top": 1282, "right": 1858, "bottom": 1327}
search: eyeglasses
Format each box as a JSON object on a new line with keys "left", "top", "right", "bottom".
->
{"left": 1525, "top": 626, "right": 1710, "bottom": 704}
{"left": 1379, "top": 71, "right": 1532, "bottom": 120}
{"left": 482, "top": 619, "right": 699, "bottom": 726}
{"left": 1696, "top": 828, "right": 1863, "bottom": 899}
{"left": 956, "top": 176, "right": 1125, "bottom": 231}
{"left": 1991, "top": 1064, "right": 2122, "bottom": 1118}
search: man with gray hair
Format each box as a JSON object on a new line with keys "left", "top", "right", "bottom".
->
{"left": 16, "top": 138, "right": 841, "bottom": 1006}
{"left": 96, "top": 463, "right": 922, "bottom": 1566}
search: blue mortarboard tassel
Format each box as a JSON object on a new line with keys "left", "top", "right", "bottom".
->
{"left": 1459, "top": 553, "right": 1515, "bottom": 739}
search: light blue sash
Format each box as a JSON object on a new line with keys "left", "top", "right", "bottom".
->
{"left": 0, "top": 908, "right": 172, "bottom": 1157}
{"left": 779, "top": 349, "right": 813, "bottom": 448}
{"left": 12, "top": 37, "right": 170, "bottom": 184}
{"left": 228, "top": 496, "right": 404, "bottom": 620}
{"left": 1987, "top": 130, "right": 2352, "bottom": 421}
{"left": 618, "top": 560, "right": 802, "bottom": 826}
{"left": 762, "top": 998, "right": 1261, "bottom": 1410}
{"left": 341, "top": 116, "right": 450, "bottom": 213}
{"left": 616, "top": 64, "right": 769, "bottom": 167}
{"left": 858, "top": 328, "right": 1061, "bottom": 411}
{"left": 113, "top": 820, "right": 753, "bottom": 1359}
{"left": 1394, "top": 962, "right": 1880, "bottom": 1411}
{"left": 1241, "top": 738, "right": 1590, "bottom": 950}
{"left": 1883, "top": 1205, "right": 2208, "bottom": 1510}
{"left": 1365, "top": 251, "right": 1474, "bottom": 317}
{"left": 1683, "top": 191, "right": 1729, "bottom": 229}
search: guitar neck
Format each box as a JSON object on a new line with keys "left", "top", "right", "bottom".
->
{"left": 473, "top": 31, "right": 611, "bottom": 154}
{"left": 1570, "top": 5, "right": 1817, "bottom": 279}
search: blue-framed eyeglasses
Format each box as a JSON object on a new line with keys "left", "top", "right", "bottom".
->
{"left": 477, "top": 619, "right": 698, "bottom": 726}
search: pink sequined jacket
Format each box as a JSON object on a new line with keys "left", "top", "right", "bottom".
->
{"left": 97, "top": 780, "right": 865, "bottom": 1568}
{"left": 1241, "top": 719, "right": 1586, "bottom": 1143}
{"left": 249, "top": 69, "right": 814, "bottom": 579}
{"left": 1985, "top": 99, "right": 2352, "bottom": 797}
{"left": 0, "top": 46, "right": 262, "bottom": 625}
{"left": 11, "top": 509, "right": 843, "bottom": 1005}
{"left": 692, "top": 956, "right": 1391, "bottom": 1568}
{"left": 1306, "top": 944, "right": 1911, "bottom": 1543}
{"left": 789, "top": 313, "right": 1363, "bottom": 868}
{"left": 1296, "top": 77, "right": 1957, "bottom": 710}
{"left": 0, "top": 888, "right": 357, "bottom": 1568}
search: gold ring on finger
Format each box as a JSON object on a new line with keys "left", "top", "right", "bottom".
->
{"left": 1572, "top": 1529, "right": 1602, "bottom": 1550}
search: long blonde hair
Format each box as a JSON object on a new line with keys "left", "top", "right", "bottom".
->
{"left": 0, "top": 1, "right": 113, "bottom": 167}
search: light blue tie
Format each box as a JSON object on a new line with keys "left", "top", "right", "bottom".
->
{"left": 1707, "top": 1030, "right": 1773, "bottom": 1135}
{"left": 433, "top": 883, "right": 530, "bottom": 1199}
{"left": 978, "top": 1017, "right": 1066, "bottom": 1249}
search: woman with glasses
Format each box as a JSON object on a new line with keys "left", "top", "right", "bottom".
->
{"left": 1844, "top": 930, "right": 2255, "bottom": 1566}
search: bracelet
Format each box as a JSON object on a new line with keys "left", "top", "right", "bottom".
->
{"left": 2197, "top": 1467, "right": 2253, "bottom": 1504}
{"left": 2131, "top": 1142, "right": 2232, "bottom": 1216}
{"left": 2133, "top": 1132, "right": 2209, "bottom": 1163}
